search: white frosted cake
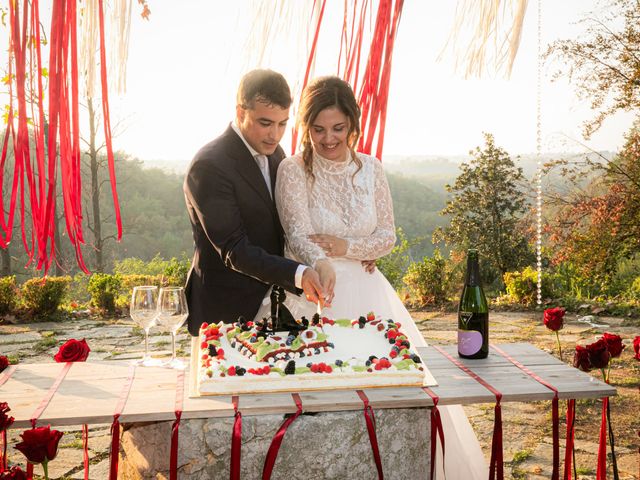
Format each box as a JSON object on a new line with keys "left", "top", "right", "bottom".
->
{"left": 194, "top": 313, "right": 428, "bottom": 396}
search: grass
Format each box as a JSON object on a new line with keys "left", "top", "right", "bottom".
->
{"left": 33, "top": 336, "right": 58, "bottom": 353}
{"left": 511, "top": 449, "right": 533, "bottom": 464}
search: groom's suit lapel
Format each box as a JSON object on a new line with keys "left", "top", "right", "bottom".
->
{"left": 227, "top": 127, "right": 275, "bottom": 210}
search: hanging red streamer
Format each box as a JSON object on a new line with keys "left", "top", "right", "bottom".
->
{"left": 1, "top": 0, "right": 122, "bottom": 273}
{"left": 422, "top": 387, "right": 445, "bottom": 480}
{"left": 230, "top": 395, "right": 242, "bottom": 480}
{"left": 564, "top": 399, "right": 576, "bottom": 480}
{"left": 596, "top": 397, "right": 608, "bottom": 480}
{"left": 262, "top": 393, "right": 303, "bottom": 480}
{"left": 169, "top": 369, "right": 185, "bottom": 480}
{"left": 293, "top": 0, "right": 404, "bottom": 161}
{"left": 82, "top": 423, "right": 89, "bottom": 480}
{"left": 356, "top": 390, "right": 384, "bottom": 480}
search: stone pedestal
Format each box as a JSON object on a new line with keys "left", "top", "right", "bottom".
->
{"left": 119, "top": 407, "right": 430, "bottom": 479}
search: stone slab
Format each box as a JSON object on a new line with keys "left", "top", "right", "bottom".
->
{"left": 119, "top": 407, "right": 430, "bottom": 480}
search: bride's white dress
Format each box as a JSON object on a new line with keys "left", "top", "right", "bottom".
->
{"left": 255, "top": 151, "right": 488, "bottom": 479}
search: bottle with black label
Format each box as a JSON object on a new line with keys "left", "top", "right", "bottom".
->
{"left": 458, "top": 249, "right": 489, "bottom": 359}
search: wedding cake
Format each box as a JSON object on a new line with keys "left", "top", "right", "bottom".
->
{"left": 194, "top": 312, "right": 427, "bottom": 396}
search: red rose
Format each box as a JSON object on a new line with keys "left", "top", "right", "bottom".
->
{"left": 633, "top": 336, "right": 640, "bottom": 361}
{"left": 15, "top": 425, "right": 64, "bottom": 465}
{"left": 0, "top": 402, "right": 14, "bottom": 431}
{"left": 601, "top": 332, "right": 625, "bottom": 358}
{"left": 53, "top": 339, "right": 90, "bottom": 363}
{"left": 543, "top": 307, "right": 565, "bottom": 332}
{"left": 0, "top": 355, "right": 8, "bottom": 372}
{"left": 573, "top": 345, "right": 591, "bottom": 372}
{"left": 0, "top": 466, "right": 27, "bottom": 480}
{"left": 585, "top": 338, "right": 611, "bottom": 369}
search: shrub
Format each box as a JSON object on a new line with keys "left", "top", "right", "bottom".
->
{"left": 88, "top": 273, "right": 122, "bottom": 313}
{"left": 377, "top": 228, "right": 423, "bottom": 290}
{"left": 503, "top": 266, "right": 554, "bottom": 305}
{"left": 116, "top": 274, "right": 165, "bottom": 309}
{"left": 403, "top": 250, "right": 448, "bottom": 306}
{"left": 626, "top": 276, "right": 640, "bottom": 302}
{"left": 0, "top": 275, "right": 18, "bottom": 315}
{"left": 21, "top": 276, "right": 71, "bottom": 316}
{"left": 163, "top": 256, "right": 190, "bottom": 286}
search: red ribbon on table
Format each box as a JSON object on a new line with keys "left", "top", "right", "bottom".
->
{"left": 356, "top": 390, "right": 384, "bottom": 480}
{"left": 262, "top": 393, "right": 303, "bottom": 480}
{"left": 230, "top": 395, "right": 242, "bottom": 480}
{"left": 170, "top": 369, "right": 185, "bottom": 480}
{"left": 491, "top": 344, "right": 560, "bottom": 480}
{"left": 432, "top": 345, "right": 504, "bottom": 480}
{"left": 109, "top": 363, "right": 137, "bottom": 480}
{"left": 30, "top": 362, "right": 73, "bottom": 427}
{"left": 422, "top": 387, "right": 445, "bottom": 480}
{"left": 564, "top": 399, "right": 576, "bottom": 480}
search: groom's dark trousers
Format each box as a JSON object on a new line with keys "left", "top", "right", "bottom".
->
{"left": 183, "top": 125, "right": 301, "bottom": 336}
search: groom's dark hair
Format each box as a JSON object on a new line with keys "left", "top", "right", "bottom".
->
{"left": 237, "top": 69, "right": 292, "bottom": 110}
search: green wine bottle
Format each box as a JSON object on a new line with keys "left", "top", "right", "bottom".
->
{"left": 458, "top": 249, "right": 489, "bottom": 359}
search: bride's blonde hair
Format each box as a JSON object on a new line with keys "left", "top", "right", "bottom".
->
{"left": 298, "top": 76, "right": 362, "bottom": 181}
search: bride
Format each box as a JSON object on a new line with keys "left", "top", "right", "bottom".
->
{"left": 255, "top": 76, "right": 488, "bottom": 479}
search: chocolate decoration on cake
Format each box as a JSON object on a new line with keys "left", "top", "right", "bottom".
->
{"left": 265, "top": 286, "right": 305, "bottom": 334}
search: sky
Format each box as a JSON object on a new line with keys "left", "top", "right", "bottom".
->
{"left": 1, "top": 0, "right": 636, "bottom": 167}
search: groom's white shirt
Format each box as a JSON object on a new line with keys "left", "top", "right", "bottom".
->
{"left": 231, "top": 121, "right": 307, "bottom": 289}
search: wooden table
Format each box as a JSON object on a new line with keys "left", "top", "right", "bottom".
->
{"left": 2, "top": 343, "right": 615, "bottom": 427}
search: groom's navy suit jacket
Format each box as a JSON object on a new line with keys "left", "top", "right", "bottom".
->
{"left": 183, "top": 125, "right": 301, "bottom": 336}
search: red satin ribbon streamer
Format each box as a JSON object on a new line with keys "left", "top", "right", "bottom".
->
{"left": 0, "top": 365, "right": 16, "bottom": 474}
{"left": 30, "top": 362, "right": 73, "bottom": 427}
{"left": 26, "top": 463, "right": 33, "bottom": 480}
{"left": 1, "top": 430, "right": 7, "bottom": 472}
{"left": 109, "top": 364, "right": 137, "bottom": 480}
{"left": 291, "top": 0, "right": 327, "bottom": 153}
{"left": 491, "top": 345, "right": 560, "bottom": 480}
{"left": 564, "top": 399, "right": 576, "bottom": 480}
{"left": 170, "top": 369, "right": 185, "bottom": 480}
{"left": 356, "top": 390, "right": 384, "bottom": 479}
{"left": 596, "top": 397, "right": 608, "bottom": 480}
{"left": 422, "top": 387, "right": 445, "bottom": 480}
{"left": 262, "top": 393, "right": 303, "bottom": 480}
{"left": 230, "top": 395, "right": 242, "bottom": 480}
{"left": 432, "top": 345, "right": 504, "bottom": 480}
{"left": 82, "top": 423, "right": 89, "bottom": 480}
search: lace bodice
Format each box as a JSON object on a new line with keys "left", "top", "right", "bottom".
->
{"left": 275, "top": 151, "right": 396, "bottom": 267}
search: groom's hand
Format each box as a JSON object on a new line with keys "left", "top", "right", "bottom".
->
{"left": 301, "top": 267, "right": 327, "bottom": 307}
{"left": 314, "top": 259, "right": 335, "bottom": 306}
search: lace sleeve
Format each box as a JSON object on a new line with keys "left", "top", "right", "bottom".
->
{"left": 345, "top": 159, "right": 396, "bottom": 260}
{"left": 275, "top": 158, "right": 328, "bottom": 267}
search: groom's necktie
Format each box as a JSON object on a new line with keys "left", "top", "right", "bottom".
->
{"left": 256, "top": 154, "right": 272, "bottom": 198}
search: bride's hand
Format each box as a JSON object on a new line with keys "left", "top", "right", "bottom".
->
{"left": 309, "top": 234, "right": 348, "bottom": 257}
{"left": 314, "top": 259, "right": 335, "bottom": 306}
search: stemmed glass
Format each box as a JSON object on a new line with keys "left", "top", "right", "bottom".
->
{"left": 157, "top": 286, "right": 189, "bottom": 369}
{"left": 130, "top": 286, "right": 160, "bottom": 366}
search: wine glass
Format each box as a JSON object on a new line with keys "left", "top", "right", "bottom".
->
{"left": 130, "top": 286, "right": 160, "bottom": 366}
{"left": 157, "top": 286, "right": 189, "bottom": 369}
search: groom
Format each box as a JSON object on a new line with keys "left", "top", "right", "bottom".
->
{"left": 183, "top": 69, "right": 325, "bottom": 336}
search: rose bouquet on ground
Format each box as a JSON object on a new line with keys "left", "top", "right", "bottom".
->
{"left": 543, "top": 307, "right": 565, "bottom": 360}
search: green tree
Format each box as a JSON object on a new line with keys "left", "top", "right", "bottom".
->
{"left": 545, "top": 0, "right": 640, "bottom": 139}
{"left": 433, "top": 133, "right": 532, "bottom": 285}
